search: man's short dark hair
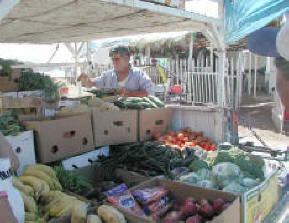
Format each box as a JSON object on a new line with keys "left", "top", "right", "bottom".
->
{"left": 275, "top": 57, "right": 289, "bottom": 81}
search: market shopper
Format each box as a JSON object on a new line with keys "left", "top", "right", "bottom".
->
{"left": 78, "top": 45, "right": 155, "bottom": 97}
{"left": 247, "top": 15, "right": 289, "bottom": 113}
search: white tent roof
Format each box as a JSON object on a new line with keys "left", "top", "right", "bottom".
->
{"left": 0, "top": 0, "right": 222, "bottom": 44}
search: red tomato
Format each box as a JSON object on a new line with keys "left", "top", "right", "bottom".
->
{"left": 177, "top": 133, "right": 185, "bottom": 140}
{"left": 210, "top": 145, "right": 216, "bottom": 151}
{"left": 168, "top": 131, "right": 176, "bottom": 137}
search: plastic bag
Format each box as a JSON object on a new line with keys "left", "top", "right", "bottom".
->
{"left": 106, "top": 183, "right": 145, "bottom": 216}
{"left": 132, "top": 186, "right": 169, "bottom": 205}
{"left": 196, "top": 168, "right": 213, "bottom": 181}
{"left": 212, "top": 162, "right": 241, "bottom": 188}
{"left": 179, "top": 172, "right": 198, "bottom": 184}
{"left": 196, "top": 180, "right": 218, "bottom": 190}
{"left": 223, "top": 182, "right": 247, "bottom": 193}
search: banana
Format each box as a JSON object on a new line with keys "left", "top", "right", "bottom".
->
{"left": 24, "top": 170, "right": 55, "bottom": 190}
{"left": 12, "top": 177, "right": 34, "bottom": 197}
{"left": 49, "top": 196, "right": 78, "bottom": 217}
{"left": 20, "top": 192, "right": 37, "bottom": 212}
{"left": 25, "top": 212, "right": 37, "bottom": 221}
{"left": 52, "top": 178, "right": 62, "bottom": 191}
{"left": 19, "top": 176, "right": 50, "bottom": 196}
{"left": 40, "top": 191, "right": 66, "bottom": 204}
{"left": 25, "top": 164, "right": 57, "bottom": 180}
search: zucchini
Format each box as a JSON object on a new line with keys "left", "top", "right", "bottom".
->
{"left": 123, "top": 102, "right": 143, "bottom": 109}
{"left": 143, "top": 97, "right": 158, "bottom": 108}
{"left": 138, "top": 102, "right": 153, "bottom": 108}
{"left": 125, "top": 97, "right": 144, "bottom": 103}
{"left": 148, "top": 96, "right": 165, "bottom": 108}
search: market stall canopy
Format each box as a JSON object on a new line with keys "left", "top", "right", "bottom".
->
{"left": 0, "top": 0, "right": 221, "bottom": 44}
{"left": 224, "top": 0, "right": 289, "bottom": 44}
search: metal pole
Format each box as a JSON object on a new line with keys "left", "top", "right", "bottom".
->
{"left": 249, "top": 52, "right": 252, "bottom": 95}
{"left": 217, "top": 51, "right": 225, "bottom": 107}
{"left": 254, "top": 55, "right": 257, "bottom": 97}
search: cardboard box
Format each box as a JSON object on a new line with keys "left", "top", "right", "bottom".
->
{"left": 0, "top": 76, "right": 18, "bottom": 92}
{"left": 118, "top": 178, "right": 240, "bottom": 223}
{"left": 61, "top": 147, "right": 109, "bottom": 170}
{"left": 242, "top": 171, "right": 280, "bottom": 223}
{"left": 139, "top": 107, "right": 172, "bottom": 141}
{"left": 5, "top": 131, "right": 36, "bottom": 175}
{"left": 92, "top": 109, "right": 138, "bottom": 147}
{"left": 24, "top": 113, "right": 94, "bottom": 163}
{"left": 0, "top": 96, "right": 42, "bottom": 108}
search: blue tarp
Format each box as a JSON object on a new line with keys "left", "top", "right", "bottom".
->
{"left": 224, "top": 0, "right": 289, "bottom": 44}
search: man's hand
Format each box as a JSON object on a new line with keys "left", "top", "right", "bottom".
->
{"left": 77, "top": 74, "right": 94, "bottom": 88}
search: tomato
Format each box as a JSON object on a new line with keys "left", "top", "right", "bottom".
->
{"left": 171, "top": 139, "right": 177, "bottom": 144}
{"left": 210, "top": 145, "right": 216, "bottom": 151}
{"left": 182, "top": 137, "right": 189, "bottom": 143}
{"left": 203, "top": 145, "right": 210, "bottom": 151}
{"left": 185, "top": 142, "right": 193, "bottom": 147}
{"left": 177, "top": 133, "right": 185, "bottom": 140}
{"left": 166, "top": 135, "right": 173, "bottom": 142}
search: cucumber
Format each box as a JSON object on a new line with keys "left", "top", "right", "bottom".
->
{"left": 138, "top": 102, "right": 153, "bottom": 109}
{"left": 143, "top": 97, "right": 158, "bottom": 108}
{"left": 114, "top": 100, "right": 126, "bottom": 108}
{"left": 148, "top": 96, "right": 165, "bottom": 108}
{"left": 125, "top": 97, "right": 144, "bottom": 103}
{"left": 123, "top": 102, "right": 144, "bottom": 109}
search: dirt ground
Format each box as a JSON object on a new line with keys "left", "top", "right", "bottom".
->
{"left": 237, "top": 94, "right": 289, "bottom": 150}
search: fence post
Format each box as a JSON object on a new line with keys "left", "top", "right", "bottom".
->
{"left": 217, "top": 51, "right": 225, "bottom": 107}
{"left": 254, "top": 55, "right": 257, "bottom": 97}
{"left": 249, "top": 52, "right": 252, "bottom": 95}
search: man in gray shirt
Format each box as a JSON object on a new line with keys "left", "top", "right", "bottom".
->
{"left": 78, "top": 46, "right": 155, "bottom": 97}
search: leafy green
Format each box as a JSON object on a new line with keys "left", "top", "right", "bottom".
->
{"left": 234, "top": 154, "right": 265, "bottom": 181}
{"left": 0, "top": 111, "right": 23, "bottom": 136}
{"left": 0, "top": 58, "right": 20, "bottom": 80}
{"left": 189, "top": 160, "right": 209, "bottom": 172}
{"left": 53, "top": 166, "right": 93, "bottom": 195}
{"left": 18, "top": 71, "right": 61, "bottom": 101}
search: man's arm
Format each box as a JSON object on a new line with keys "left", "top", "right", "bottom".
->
{"left": 138, "top": 70, "right": 155, "bottom": 96}
{"left": 77, "top": 73, "right": 105, "bottom": 88}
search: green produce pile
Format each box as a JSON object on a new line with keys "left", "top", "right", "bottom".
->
{"left": 18, "top": 71, "right": 61, "bottom": 101}
{"left": 0, "top": 58, "right": 20, "bottom": 79}
{"left": 0, "top": 111, "right": 24, "bottom": 136}
{"left": 87, "top": 88, "right": 117, "bottom": 98}
{"left": 98, "top": 141, "right": 196, "bottom": 179}
{"left": 179, "top": 147, "right": 266, "bottom": 194}
{"left": 114, "top": 96, "right": 165, "bottom": 109}
{"left": 53, "top": 166, "right": 93, "bottom": 195}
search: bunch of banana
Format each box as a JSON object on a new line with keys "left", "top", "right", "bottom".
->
{"left": 39, "top": 191, "right": 87, "bottom": 218}
{"left": 16, "top": 164, "right": 62, "bottom": 199}
{"left": 24, "top": 212, "right": 46, "bottom": 223}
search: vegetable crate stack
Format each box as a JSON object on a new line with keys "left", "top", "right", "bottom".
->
{"left": 0, "top": 93, "right": 42, "bottom": 121}
{"left": 90, "top": 96, "right": 168, "bottom": 146}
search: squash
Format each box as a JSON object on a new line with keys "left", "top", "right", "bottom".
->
{"left": 97, "top": 205, "right": 126, "bottom": 223}
{"left": 87, "top": 215, "right": 102, "bottom": 223}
